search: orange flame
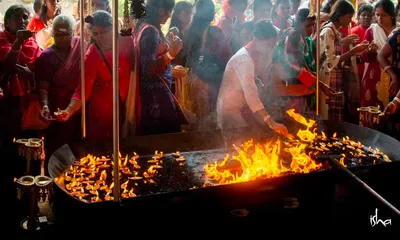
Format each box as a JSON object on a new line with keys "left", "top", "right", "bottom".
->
{"left": 286, "top": 109, "right": 316, "bottom": 142}
{"left": 123, "top": 155, "right": 128, "bottom": 166}
{"left": 204, "top": 109, "right": 323, "bottom": 185}
{"left": 205, "top": 138, "right": 322, "bottom": 184}
{"left": 121, "top": 180, "right": 129, "bottom": 189}
{"left": 129, "top": 188, "right": 136, "bottom": 197}
{"left": 100, "top": 170, "right": 107, "bottom": 181}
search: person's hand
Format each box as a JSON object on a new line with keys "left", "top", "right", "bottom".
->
{"left": 168, "top": 27, "right": 179, "bottom": 38}
{"left": 319, "top": 80, "right": 343, "bottom": 97}
{"left": 266, "top": 118, "right": 290, "bottom": 136}
{"left": 389, "top": 77, "right": 399, "bottom": 97}
{"left": 40, "top": 105, "right": 51, "bottom": 121}
{"left": 351, "top": 40, "right": 369, "bottom": 54}
{"left": 55, "top": 108, "right": 73, "bottom": 122}
{"left": 15, "top": 64, "right": 33, "bottom": 82}
{"left": 341, "top": 34, "right": 359, "bottom": 46}
{"left": 167, "top": 31, "right": 183, "bottom": 57}
{"left": 15, "top": 30, "right": 34, "bottom": 43}
{"left": 384, "top": 101, "right": 400, "bottom": 115}
{"left": 368, "top": 42, "right": 379, "bottom": 52}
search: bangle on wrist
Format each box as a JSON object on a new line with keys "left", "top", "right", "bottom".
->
{"left": 66, "top": 105, "right": 75, "bottom": 114}
{"left": 166, "top": 51, "right": 174, "bottom": 60}
{"left": 394, "top": 97, "right": 400, "bottom": 105}
{"left": 389, "top": 101, "right": 398, "bottom": 110}
{"left": 383, "top": 65, "right": 391, "bottom": 73}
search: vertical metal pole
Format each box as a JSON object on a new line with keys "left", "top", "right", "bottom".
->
{"left": 80, "top": 0, "right": 86, "bottom": 138}
{"left": 315, "top": 0, "right": 321, "bottom": 116}
{"left": 112, "top": 0, "right": 120, "bottom": 202}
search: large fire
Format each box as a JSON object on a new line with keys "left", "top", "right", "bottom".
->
{"left": 59, "top": 109, "right": 391, "bottom": 202}
{"left": 204, "top": 109, "right": 391, "bottom": 185}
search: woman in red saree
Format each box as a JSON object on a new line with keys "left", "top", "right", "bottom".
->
{"left": 56, "top": 10, "right": 132, "bottom": 142}
{"left": 36, "top": 15, "right": 85, "bottom": 155}
{"left": 0, "top": 5, "right": 41, "bottom": 226}
{"left": 0, "top": 5, "right": 41, "bottom": 143}
{"left": 351, "top": 4, "right": 373, "bottom": 81}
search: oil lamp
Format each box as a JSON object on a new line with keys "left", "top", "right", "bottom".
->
{"left": 14, "top": 137, "right": 45, "bottom": 175}
{"left": 16, "top": 175, "right": 53, "bottom": 231}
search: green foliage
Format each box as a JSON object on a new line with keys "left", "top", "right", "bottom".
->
{"left": 118, "top": 0, "right": 125, "bottom": 17}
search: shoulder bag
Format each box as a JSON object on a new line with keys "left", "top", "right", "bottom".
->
{"left": 192, "top": 27, "right": 224, "bottom": 86}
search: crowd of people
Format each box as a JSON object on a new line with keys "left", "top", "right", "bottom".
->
{"left": 2, "top": 0, "right": 400, "bottom": 177}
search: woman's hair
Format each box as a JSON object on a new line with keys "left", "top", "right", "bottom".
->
{"left": 357, "top": 3, "right": 373, "bottom": 18}
{"left": 329, "top": 0, "right": 355, "bottom": 23}
{"left": 169, "top": 1, "right": 193, "bottom": 32}
{"left": 271, "top": 0, "right": 290, "bottom": 20}
{"left": 85, "top": 10, "right": 112, "bottom": 29}
{"left": 185, "top": 0, "right": 215, "bottom": 52}
{"left": 374, "top": 0, "right": 396, "bottom": 26}
{"left": 40, "top": 0, "right": 61, "bottom": 23}
{"left": 52, "top": 14, "right": 75, "bottom": 34}
{"left": 295, "top": 8, "right": 316, "bottom": 26}
{"left": 4, "top": 5, "right": 28, "bottom": 31}
{"left": 134, "top": 0, "right": 175, "bottom": 36}
{"left": 253, "top": 19, "right": 277, "bottom": 40}
{"left": 321, "top": 0, "right": 338, "bottom": 14}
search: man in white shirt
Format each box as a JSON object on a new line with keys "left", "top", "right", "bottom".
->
{"left": 217, "top": 20, "right": 289, "bottom": 137}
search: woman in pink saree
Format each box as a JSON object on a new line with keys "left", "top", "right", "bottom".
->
{"left": 36, "top": 15, "right": 85, "bottom": 154}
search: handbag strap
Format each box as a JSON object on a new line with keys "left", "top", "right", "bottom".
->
{"left": 157, "top": 74, "right": 185, "bottom": 109}
{"left": 199, "top": 27, "right": 209, "bottom": 58}
{"left": 93, "top": 41, "right": 113, "bottom": 74}
{"left": 157, "top": 73, "right": 179, "bottom": 102}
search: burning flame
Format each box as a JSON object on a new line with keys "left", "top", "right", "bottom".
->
{"left": 205, "top": 138, "right": 322, "bottom": 184}
{"left": 286, "top": 109, "right": 316, "bottom": 142}
{"left": 205, "top": 109, "right": 392, "bottom": 185}
{"left": 100, "top": 170, "right": 107, "bottom": 181}
{"left": 123, "top": 155, "right": 128, "bottom": 166}
{"left": 205, "top": 109, "right": 324, "bottom": 185}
